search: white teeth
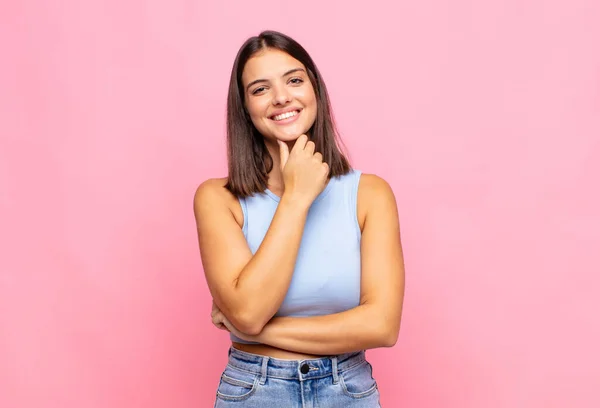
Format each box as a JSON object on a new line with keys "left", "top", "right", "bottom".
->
{"left": 273, "top": 110, "right": 299, "bottom": 121}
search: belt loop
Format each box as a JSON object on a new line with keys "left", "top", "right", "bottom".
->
{"left": 331, "top": 356, "right": 339, "bottom": 384}
{"left": 259, "top": 356, "right": 269, "bottom": 385}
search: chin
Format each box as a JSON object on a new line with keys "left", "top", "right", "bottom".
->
{"left": 274, "top": 127, "right": 313, "bottom": 142}
{"left": 278, "top": 134, "right": 303, "bottom": 141}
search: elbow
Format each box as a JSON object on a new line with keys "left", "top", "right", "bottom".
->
{"left": 231, "top": 311, "right": 269, "bottom": 336}
{"left": 376, "top": 322, "right": 400, "bottom": 348}
{"left": 237, "top": 322, "right": 265, "bottom": 336}
{"left": 381, "top": 330, "right": 399, "bottom": 348}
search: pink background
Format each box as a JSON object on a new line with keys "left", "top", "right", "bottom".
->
{"left": 1, "top": 1, "right": 599, "bottom": 407}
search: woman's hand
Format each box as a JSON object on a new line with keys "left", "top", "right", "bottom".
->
{"left": 211, "top": 301, "right": 258, "bottom": 342}
{"left": 278, "top": 134, "right": 329, "bottom": 208}
{"left": 211, "top": 300, "right": 230, "bottom": 331}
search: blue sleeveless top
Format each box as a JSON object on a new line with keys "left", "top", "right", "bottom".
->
{"left": 230, "top": 169, "right": 363, "bottom": 344}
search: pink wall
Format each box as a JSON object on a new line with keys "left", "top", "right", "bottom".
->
{"left": 1, "top": 1, "right": 599, "bottom": 407}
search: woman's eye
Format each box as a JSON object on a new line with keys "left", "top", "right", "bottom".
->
{"left": 252, "top": 87, "right": 266, "bottom": 95}
{"left": 289, "top": 77, "right": 303, "bottom": 84}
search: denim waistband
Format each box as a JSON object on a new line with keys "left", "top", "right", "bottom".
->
{"left": 226, "top": 347, "right": 367, "bottom": 382}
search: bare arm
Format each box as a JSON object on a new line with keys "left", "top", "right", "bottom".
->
{"left": 195, "top": 181, "right": 310, "bottom": 335}
{"left": 195, "top": 136, "right": 329, "bottom": 335}
{"left": 220, "top": 174, "right": 405, "bottom": 353}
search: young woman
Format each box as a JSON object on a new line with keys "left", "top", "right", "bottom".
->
{"left": 194, "top": 30, "right": 405, "bottom": 407}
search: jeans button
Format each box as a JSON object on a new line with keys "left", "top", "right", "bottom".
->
{"left": 300, "top": 363, "right": 309, "bottom": 374}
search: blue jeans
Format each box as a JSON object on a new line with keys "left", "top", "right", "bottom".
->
{"left": 213, "top": 347, "right": 381, "bottom": 407}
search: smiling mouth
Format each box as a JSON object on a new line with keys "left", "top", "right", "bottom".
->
{"left": 270, "top": 110, "right": 300, "bottom": 121}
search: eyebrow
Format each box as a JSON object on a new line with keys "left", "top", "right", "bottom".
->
{"left": 245, "top": 68, "right": 306, "bottom": 91}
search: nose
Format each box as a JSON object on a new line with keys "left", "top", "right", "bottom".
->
{"left": 272, "top": 84, "right": 292, "bottom": 106}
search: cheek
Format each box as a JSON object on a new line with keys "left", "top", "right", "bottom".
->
{"left": 297, "top": 86, "right": 316, "bottom": 103}
{"left": 304, "top": 89, "right": 318, "bottom": 111}
{"left": 303, "top": 89, "right": 317, "bottom": 111}
{"left": 245, "top": 99, "right": 268, "bottom": 120}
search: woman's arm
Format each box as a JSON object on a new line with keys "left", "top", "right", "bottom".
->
{"left": 195, "top": 179, "right": 309, "bottom": 335}
{"left": 229, "top": 306, "right": 397, "bottom": 355}
{"left": 195, "top": 136, "right": 329, "bottom": 335}
{"left": 216, "top": 174, "right": 405, "bottom": 354}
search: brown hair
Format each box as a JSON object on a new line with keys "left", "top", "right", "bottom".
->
{"left": 224, "top": 30, "right": 351, "bottom": 197}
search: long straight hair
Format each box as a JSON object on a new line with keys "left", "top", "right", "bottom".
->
{"left": 224, "top": 30, "right": 351, "bottom": 198}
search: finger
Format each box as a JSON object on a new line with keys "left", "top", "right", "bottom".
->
{"left": 313, "top": 152, "right": 323, "bottom": 163}
{"left": 214, "top": 321, "right": 229, "bottom": 332}
{"left": 212, "top": 310, "right": 223, "bottom": 324}
{"left": 278, "top": 140, "right": 289, "bottom": 170}
{"left": 305, "top": 141, "right": 315, "bottom": 155}
{"left": 291, "top": 134, "right": 308, "bottom": 152}
{"left": 222, "top": 319, "right": 235, "bottom": 332}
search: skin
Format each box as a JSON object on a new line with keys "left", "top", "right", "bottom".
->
{"left": 195, "top": 48, "right": 405, "bottom": 360}
{"left": 242, "top": 48, "right": 319, "bottom": 193}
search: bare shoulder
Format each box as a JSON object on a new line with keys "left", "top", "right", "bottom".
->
{"left": 194, "top": 177, "right": 228, "bottom": 200}
{"left": 193, "top": 177, "right": 243, "bottom": 227}
{"left": 357, "top": 173, "right": 398, "bottom": 229}
{"left": 358, "top": 173, "right": 395, "bottom": 195}
{"left": 358, "top": 173, "right": 397, "bottom": 207}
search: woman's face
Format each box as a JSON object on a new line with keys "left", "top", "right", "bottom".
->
{"left": 241, "top": 48, "right": 317, "bottom": 144}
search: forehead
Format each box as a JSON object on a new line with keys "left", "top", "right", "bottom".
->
{"left": 242, "top": 49, "right": 305, "bottom": 84}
